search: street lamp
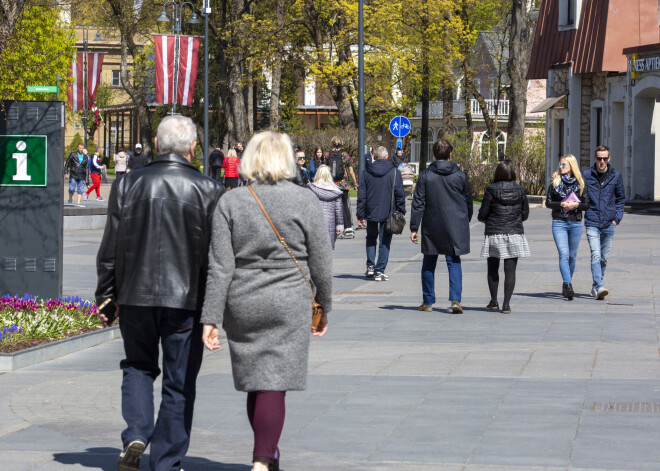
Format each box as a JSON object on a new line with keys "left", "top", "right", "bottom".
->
{"left": 82, "top": 26, "right": 103, "bottom": 150}
{"left": 157, "top": 1, "right": 199, "bottom": 116}
{"left": 358, "top": 0, "right": 365, "bottom": 176}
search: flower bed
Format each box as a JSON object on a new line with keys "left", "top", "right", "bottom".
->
{"left": 0, "top": 295, "right": 102, "bottom": 353}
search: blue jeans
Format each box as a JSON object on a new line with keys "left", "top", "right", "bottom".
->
{"left": 421, "top": 254, "right": 462, "bottom": 304}
{"left": 551, "top": 219, "right": 583, "bottom": 284}
{"left": 366, "top": 220, "right": 392, "bottom": 273}
{"left": 119, "top": 305, "right": 203, "bottom": 471}
{"left": 586, "top": 224, "right": 616, "bottom": 290}
{"left": 68, "top": 178, "right": 85, "bottom": 194}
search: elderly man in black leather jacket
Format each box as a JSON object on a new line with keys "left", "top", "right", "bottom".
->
{"left": 96, "top": 115, "right": 224, "bottom": 471}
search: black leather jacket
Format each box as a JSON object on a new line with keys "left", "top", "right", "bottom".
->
{"left": 478, "top": 181, "right": 529, "bottom": 235}
{"left": 292, "top": 165, "right": 310, "bottom": 187}
{"left": 545, "top": 181, "right": 590, "bottom": 221}
{"left": 65, "top": 152, "right": 89, "bottom": 181}
{"left": 96, "top": 154, "right": 224, "bottom": 310}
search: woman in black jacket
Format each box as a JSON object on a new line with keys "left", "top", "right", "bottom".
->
{"left": 545, "top": 154, "right": 590, "bottom": 300}
{"left": 478, "top": 160, "right": 530, "bottom": 314}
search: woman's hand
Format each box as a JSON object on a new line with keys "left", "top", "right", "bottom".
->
{"left": 202, "top": 323, "right": 222, "bottom": 351}
{"left": 312, "top": 312, "right": 328, "bottom": 337}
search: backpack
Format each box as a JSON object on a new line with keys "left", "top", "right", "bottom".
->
{"left": 328, "top": 150, "right": 345, "bottom": 181}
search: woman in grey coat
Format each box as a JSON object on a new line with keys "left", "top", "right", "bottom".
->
{"left": 307, "top": 164, "right": 344, "bottom": 249}
{"left": 201, "top": 131, "right": 333, "bottom": 471}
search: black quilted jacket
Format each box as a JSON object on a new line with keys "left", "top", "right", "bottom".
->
{"left": 478, "top": 181, "right": 529, "bottom": 235}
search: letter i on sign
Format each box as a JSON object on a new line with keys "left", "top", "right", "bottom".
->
{"left": 13, "top": 141, "right": 31, "bottom": 181}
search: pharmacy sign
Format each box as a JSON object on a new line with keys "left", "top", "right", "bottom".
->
{"left": 0, "top": 135, "right": 48, "bottom": 186}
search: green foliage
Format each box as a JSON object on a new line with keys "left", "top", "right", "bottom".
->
{"left": 506, "top": 130, "right": 547, "bottom": 196}
{"left": 0, "top": 3, "right": 76, "bottom": 100}
{"left": 65, "top": 133, "right": 84, "bottom": 157}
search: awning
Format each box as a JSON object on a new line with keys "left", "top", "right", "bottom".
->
{"left": 530, "top": 95, "right": 567, "bottom": 113}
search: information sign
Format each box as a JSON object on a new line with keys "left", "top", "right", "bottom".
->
{"left": 27, "top": 86, "right": 57, "bottom": 93}
{"left": 0, "top": 135, "right": 48, "bottom": 186}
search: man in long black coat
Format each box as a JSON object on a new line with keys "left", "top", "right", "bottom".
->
{"left": 410, "top": 139, "right": 472, "bottom": 313}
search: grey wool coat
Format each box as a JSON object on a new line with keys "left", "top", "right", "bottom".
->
{"left": 201, "top": 180, "right": 333, "bottom": 392}
{"left": 307, "top": 182, "right": 344, "bottom": 249}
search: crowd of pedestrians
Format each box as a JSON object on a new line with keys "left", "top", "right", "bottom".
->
{"left": 93, "top": 119, "right": 625, "bottom": 471}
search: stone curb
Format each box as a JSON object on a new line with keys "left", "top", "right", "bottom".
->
{"left": 0, "top": 326, "right": 121, "bottom": 371}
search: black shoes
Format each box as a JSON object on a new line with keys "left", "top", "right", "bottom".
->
{"left": 501, "top": 305, "right": 511, "bottom": 314}
{"left": 486, "top": 301, "right": 499, "bottom": 310}
{"left": 562, "top": 283, "right": 574, "bottom": 300}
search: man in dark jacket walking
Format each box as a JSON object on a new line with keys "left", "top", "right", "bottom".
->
{"left": 64, "top": 143, "right": 89, "bottom": 204}
{"left": 410, "top": 139, "right": 473, "bottom": 313}
{"left": 96, "top": 115, "right": 224, "bottom": 471}
{"left": 357, "top": 146, "right": 406, "bottom": 281}
{"left": 582, "top": 145, "right": 625, "bottom": 300}
{"left": 209, "top": 147, "right": 224, "bottom": 182}
{"left": 126, "top": 143, "right": 148, "bottom": 173}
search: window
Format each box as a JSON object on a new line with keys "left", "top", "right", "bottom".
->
{"left": 480, "top": 131, "right": 506, "bottom": 162}
{"left": 559, "top": 0, "right": 582, "bottom": 29}
{"left": 112, "top": 70, "right": 121, "bottom": 87}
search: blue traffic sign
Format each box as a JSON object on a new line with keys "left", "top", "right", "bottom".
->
{"left": 396, "top": 138, "right": 403, "bottom": 149}
{"left": 389, "top": 116, "right": 411, "bottom": 138}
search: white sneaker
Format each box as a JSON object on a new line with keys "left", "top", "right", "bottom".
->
{"left": 365, "top": 266, "right": 375, "bottom": 278}
{"left": 83, "top": 193, "right": 88, "bottom": 201}
{"left": 590, "top": 288, "right": 598, "bottom": 299}
{"left": 117, "top": 440, "right": 145, "bottom": 471}
{"left": 596, "top": 287, "right": 608, "bottom": 300}
{"left": 374, "top": 272, "right": 389, "bottom": 281}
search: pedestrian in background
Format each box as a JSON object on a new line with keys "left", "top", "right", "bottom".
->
{"left": 410, "top": 139, "right": 472, "bottom": 314}
{"left": 64, "top": 143, "right": 89, "bottom": 204}
{"left": 85, "top": 151, "right": 105, "bottom": 201}
{"left": 292, "top": 148, "right": 310, "bottom": 187}
{"left": 308, "top": 164, "right": 344, "bottom": 249}
{"left": 309, "top": 146, "right": 323, "bottom": 180}
{"left": 357, "top": 146, "right": 405, "bottom": 281}
{"left": 325, "top": 136, "right": 358, "bottom": 238}
{"left": 127, "top": 143, "right": 148, "bottom": 173}
{"left": 477, "top": 160, "right": 530, "bottom": 314}
{"left": 546, "top": 154, "right": 590, "bottom": 301}
{"left": 210, "top": 147, "right": 225, "bottom": 182}
{"left": 201, "top": 130, "right": 332, "bottom": 471}
{"left": 582, "top": 145, "right": 625, "bottom": 300}
{"left": 223, "top": 148, "right": 241, "bottom": 190}
{"left": 114, "top": 147, "right": 129, "bottom": 179}
{"left": 96, "top": 115, "right": 224, "bottom": 471}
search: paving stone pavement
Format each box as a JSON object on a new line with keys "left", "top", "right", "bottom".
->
{"left": 1, "top": 203, "right": 659, "bottom": 471}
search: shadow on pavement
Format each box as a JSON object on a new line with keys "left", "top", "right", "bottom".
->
{"left": 333, "top": 274, "right": 368, "bottom": 280}
{"left": 53, "top": 448, "right": 252, "bottom": 470}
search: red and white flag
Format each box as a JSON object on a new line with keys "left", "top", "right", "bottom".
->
{"left": 66, "top": 52, "right": 105, "bottom": 111}
{"left": 154, "top": 34, "right": 201, "bottom": 107}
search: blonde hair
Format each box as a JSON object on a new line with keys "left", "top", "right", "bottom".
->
{"left": 331, "top": 136, "right": 343, "bottom": 148}
{"left": 314, "top": 164, "right": 334, "bottom": 184}
{"left": 553, "top": 154, "right": 585, "bottom": 196}
{"left": 239, "top": 131, "right": 296, "bottom": 183}
{"left": 227, "top": 148, "right": 237, "bottom": 158}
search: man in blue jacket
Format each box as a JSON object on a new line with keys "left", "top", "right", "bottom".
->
{"left": 357, "top": 146, "right": 406, "bottom": 281}
{"left": 582, "top": 145, "right": 625, "bottom": 300}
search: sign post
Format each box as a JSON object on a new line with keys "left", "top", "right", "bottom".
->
{"left": 389, "top": 115, "right": 411, "bottom": 140}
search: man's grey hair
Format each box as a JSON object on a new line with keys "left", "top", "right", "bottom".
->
{"left": 374, "top": 146, "right": 389, "bottom": 160}
{"left": 157, "top": 115, "right": 197, "bottom": 156}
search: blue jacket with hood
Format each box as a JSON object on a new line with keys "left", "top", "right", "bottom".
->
{"left": 357, "top": 159, "right": 406, "bottom": 222}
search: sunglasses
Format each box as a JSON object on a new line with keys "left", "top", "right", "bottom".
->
{"left": 558, "top": 163, "right": 567, "bottom": 168}
{"left": 595, "top": 156, "right": 610, "bottom": 162}
{"left": 297, "top": 157, "right": 306, "bottom": 161}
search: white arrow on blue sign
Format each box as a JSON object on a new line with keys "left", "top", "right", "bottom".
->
{"left": 389, "top": 116, "right": 411, "bottom": 138}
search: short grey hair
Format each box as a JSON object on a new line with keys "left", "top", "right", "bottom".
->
{"left": 374, "top": 146, "right": 389, "bottom": 160}
{"left": 157, "top": 115, "right": 197, "bottom": 156}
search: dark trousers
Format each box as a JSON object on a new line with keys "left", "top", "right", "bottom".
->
{"left": 247, "top": 391, "right": 286, "bottom": 464}
{"left": 119, "top": 305, "right": 203, "bottom": 471}
{"left": 341, "top": 189, "right": 352, "bottom": 229}
{"left": 366, "top": 220, "right": 392, "bottom": 272}
{"left": 211, "top": 167, "right": 222, "bottom": 182}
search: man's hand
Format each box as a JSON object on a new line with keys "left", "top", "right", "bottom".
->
{"left": 411, "top": 231, "right": 419, "bottom": 244}
{"left": 64, "top": 174, "right": 69, "bottom": 179}
{"left": 613, "top": 221, "right": 617, "bottom": 226}
{"left": 97, "top": 302, "right": 119, "bottom": 328}
{"left": 202, "top": 323, "right": 221, "bottom": 351}
{"left": 358, "top": 219, "right": 367, "bottom": 229}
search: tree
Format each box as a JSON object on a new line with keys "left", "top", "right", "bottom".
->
{"left": 507, "top": 0, "right": 537, "bottom": 144}
{"left": 0, "top": 0, "right": 28, "bottom": 58}
{"left": 0, "top": 1, "right": 76, "bottom": 101}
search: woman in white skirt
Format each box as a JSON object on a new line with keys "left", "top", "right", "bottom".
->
{"left": 477, "top": 160, "right": 530, "bottom": 313}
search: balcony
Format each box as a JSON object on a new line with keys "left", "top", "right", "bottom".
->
{"left": 415, "top": 99, "right": 510, "bottom": 120}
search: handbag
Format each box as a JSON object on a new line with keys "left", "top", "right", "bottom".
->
{"left": 385, "top": 170, "right": 406, "bottom": 234}
{"left": 247, "top": 186, "right": 324, "bottom": 330}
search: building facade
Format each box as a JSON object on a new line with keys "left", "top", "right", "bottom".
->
{"left": 529, "top": 0, "right": 660, "bottom": 200}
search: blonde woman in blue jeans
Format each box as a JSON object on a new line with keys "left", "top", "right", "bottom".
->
{"left": 545, "top": 154, "right": 590, "bottom": 300}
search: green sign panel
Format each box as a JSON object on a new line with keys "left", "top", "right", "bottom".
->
{"left": 0, "top": 135, "right": 48, "bottom": 187}
{"left": 27, "top": 86, "right": 57, "bottom": 93}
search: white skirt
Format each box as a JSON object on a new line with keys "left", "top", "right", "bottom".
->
{"left": 480, "top": 234, "right": 531, "bottom": 259}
